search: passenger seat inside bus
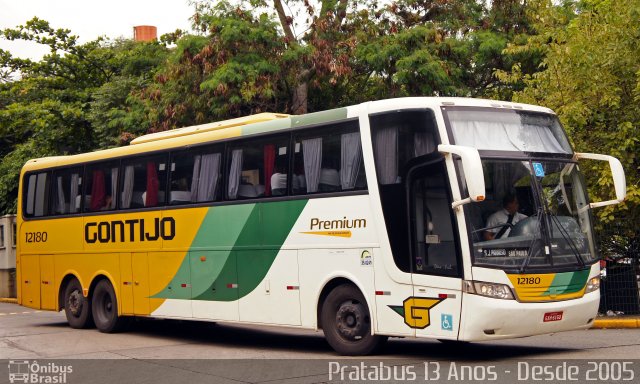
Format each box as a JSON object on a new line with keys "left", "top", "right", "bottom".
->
{"left": 238, "top": 184, "right": 265, "bottom": 198}
{"left": 271, "top": 173, "right": 287, "bottom": 196}
{"left": 141, "top": 191, "right": 164, "bottom": 206}
{"left": 170, "top": 191, "right": 192, "bottom": 204}
{"left": 319, "top": 168, "right": 340, "bottom": 192}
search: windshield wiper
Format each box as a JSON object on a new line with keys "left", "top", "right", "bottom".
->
{"left": 519, "top": 207, "right": 544, "bottom": 273}
{"left": 548, "top": 213, "right": 586, "bottom": 267}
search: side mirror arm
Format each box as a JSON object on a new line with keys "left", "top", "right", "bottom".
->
{"left": 438, "top": 144, "right": 486, "bottom": 209}
{"left": 574, "top": 152, "right": 626, "bottom": 209}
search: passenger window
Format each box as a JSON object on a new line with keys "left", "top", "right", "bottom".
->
{"left": 84, "top": 161, "right": 120, "bottom": 212}
{"left": 370, "top": 110, "right": 439, "bottom": 185}
{"left": 226, "top": 136, "right": 289, "bottom": 200}
{"left": 292, "top": 121, "right": 366, "bottom": 195}
{"left": 170, "top": 146, "right": 223, "bottom": 205}
{"left": 120, "top": 155, "right": 168, "bottom": 209}
{"left": 24, "top": 172, "right": 50, "bottom": 217}
{"left": 51, "top": 167, "right": 83, "bottom": 215}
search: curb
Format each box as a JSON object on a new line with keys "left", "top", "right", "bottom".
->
{"left": 0, "top": 298, "right": 17, "bottom": 304}
{"left": 592, "top": 318, "right": 640, "bottom": 329}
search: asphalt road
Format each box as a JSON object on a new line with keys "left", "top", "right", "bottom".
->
{"left": 1, "top": 302, "right": 639, "bottom": 383}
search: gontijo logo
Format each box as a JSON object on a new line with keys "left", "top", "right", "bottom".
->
{"left": 388, "top": 297, "right": 445, "bottom": 329}
{"left": 84, "top": 217, "right": 176, "bottom": 243}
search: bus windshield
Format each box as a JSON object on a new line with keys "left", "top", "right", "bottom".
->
{"left": 463, "top": 159, "right": 597, "bottom": 271}
{"left": 445, "top": 108, "right": 572, "bottom": 154}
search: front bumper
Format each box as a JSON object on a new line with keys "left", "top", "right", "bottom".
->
{"left": 458, "top": 290, "right": 599, "bottom": 341}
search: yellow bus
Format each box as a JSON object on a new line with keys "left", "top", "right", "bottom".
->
{"left": 17, "top": 97, "right": 626, "bottom": 355}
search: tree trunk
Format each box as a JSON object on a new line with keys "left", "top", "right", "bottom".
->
{"left": 292, "top": 81, "right": 308, "bottom": 115}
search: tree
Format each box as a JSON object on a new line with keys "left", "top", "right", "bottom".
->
{"left": 88, "top": 39, "right": 170, "bottom": 147}
{"left": 505, "top": 0, "right": 640, "bottom": 229}
{"left": 138, "top": 2, "right": 287, "bottom": 130}
{"left": 0, "top": 18, "right": 170, "bottom": 213}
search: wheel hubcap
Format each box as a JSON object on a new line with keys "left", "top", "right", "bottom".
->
{"left": 68, "top": 290, "right": 83, "bottom": 317}
{"left": 335, "top": 300, "right": 368, "bottom": 340}
{"left": 104, "top": 300, "right": 112, "bottom": 313}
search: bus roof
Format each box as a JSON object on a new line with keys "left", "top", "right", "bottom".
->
{"left": 21, "top": 97, "right": 555, "bottom": 172}
{"left": 130, "top": 113, "right": 290, "bottom": 145}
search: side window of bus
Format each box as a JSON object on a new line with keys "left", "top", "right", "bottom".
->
{"left": 83, "top": 161, "right": 119, "bottom": 213}
{"left": 226, "top": 135, "right": 290, "bottom": 200}
{"left": 23, "top": 172, "right": 50, "bottom": 218}
{"left": 170, "top": 146, "right": 224, "bottom": 205}
{"left": 292, "top": 121, "right": 366, "bottom": 195}
{"left": 370, "top": 110, "right": 439, "bottom": 185}
{"left": 369, "top": 110, "right": 439, "bottom": 273}
{"left": 120, "top": 154, "right": 168, "bottom": 209}
{"left": 51, "top": 167, "right": 83, "bottom": 215}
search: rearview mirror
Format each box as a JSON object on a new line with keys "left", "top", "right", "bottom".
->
{"left": 438, "top": 144, "right": 486, "bottom": 208}
{"left": 574, "top": 152, "right": 626, "bottom": 209}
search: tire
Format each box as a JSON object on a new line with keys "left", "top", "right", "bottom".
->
{"left": 321, "top": 284, "right": 387, "bottom": 355}
{"left": 437, "top": 339, "right": 469, "bottom": 345}
{"left": 91, "top": 279, "right": 128, "bottom": 333}
{"left": 63, "top": 278, "right": 94, "bottom": 329}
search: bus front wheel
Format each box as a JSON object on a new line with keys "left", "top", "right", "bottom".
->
{"left": 63, "top": 278, "right": 94, "bottom": 329}
{"left": 92, "top": 279, "right": 128, "bottom": 333}
{"left": 321, "top": 284, "right": 387, "bottom": 355}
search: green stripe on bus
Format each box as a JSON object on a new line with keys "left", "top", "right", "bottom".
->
{"left": 542, "top": 269, "right": 590, "bottom": 296}
{"left": 152, "top": 200, "right": 307, "bottom": 302}
{"left": 290, "top": 108, "right": 348, "bottom": 128}
{"left": 240, "top": 118, "right": 293, "bottom": 136}
{"left": 235, "top": 200, "right": 307, "bottom": 298}
{"left": 151, "top": 204, "right": 255, "bottom": 300}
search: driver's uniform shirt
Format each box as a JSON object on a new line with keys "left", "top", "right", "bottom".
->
{"left": 486, "top": 209, "right": 528, "bottom": 238}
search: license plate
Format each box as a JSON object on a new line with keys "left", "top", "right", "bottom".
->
{"left": 543, "top": 311, "right": 563, "bottom": 322}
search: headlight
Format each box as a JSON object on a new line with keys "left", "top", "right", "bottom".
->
{"left": 463, "top": 280, "right": 514, "bottom": 300}
{"left": 585, "top": 276, "right": 600, "bottom": 293}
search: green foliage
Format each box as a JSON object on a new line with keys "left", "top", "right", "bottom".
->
{"left": 506, "top": 0, "right": 640, "bottom": 230}
{"left": 136, "top": 3, "right": 287, "bottom": 129}
{"left": 0, "top": 141, "right": 51, "bottom": 213}
{"left": 0, "top": 18, "right": 169, "bottom": 213}
{"left": 88, "top": 40, "right": 170, "bottom": 147}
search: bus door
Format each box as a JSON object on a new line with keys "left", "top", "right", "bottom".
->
{"left": 408, "top": 158, "right": 463, "bottom": 340}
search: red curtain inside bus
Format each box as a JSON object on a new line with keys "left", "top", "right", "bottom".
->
{"left": 90, "top": 170, "right": 106, "bottom": 211}
{"left": 146, "top": 162, "right": 159, "bottom": 206}
{"left": 264, "top": 144, "right": 275, "bottom": 196}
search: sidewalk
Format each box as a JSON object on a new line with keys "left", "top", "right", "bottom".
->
{"left": 592, "top": 316, "right": 640, "bottom": 329}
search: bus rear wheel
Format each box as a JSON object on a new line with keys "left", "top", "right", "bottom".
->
{"left": 321, "top": 284, "right": 387, "bottom": 355}
{"left": 92, "top": 280, "right": 128, "bottom": 333}
{"left": 64, "top": 278, "right": 94, "bottom": 329}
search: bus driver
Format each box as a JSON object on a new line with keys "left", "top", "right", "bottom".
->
{"left": 483, "top": 194, "right": 527, "bottom": 240}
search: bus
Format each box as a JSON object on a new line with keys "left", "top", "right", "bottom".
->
{"left": 17, "top": 97, "right": 626, "bottom": 355}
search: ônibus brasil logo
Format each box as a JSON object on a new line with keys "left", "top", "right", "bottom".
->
{"left": 8, "top": 360, "right": 72, "bottom": 383}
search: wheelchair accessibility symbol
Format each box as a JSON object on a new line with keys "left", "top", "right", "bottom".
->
{"left": 533, "top": 162, "right": 545, "bottom": 177}
{"left": 441, "top": 314, "right": 453, "bottom": 331}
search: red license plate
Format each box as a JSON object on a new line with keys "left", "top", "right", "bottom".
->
{"left": 543, "top": 311, "right": 563, "bottom": 322}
